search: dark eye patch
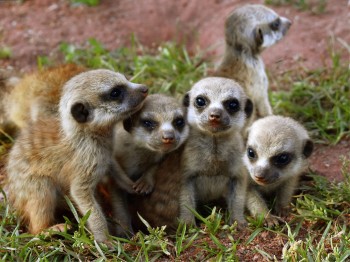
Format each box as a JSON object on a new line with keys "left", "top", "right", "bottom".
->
{"left": 173, "top": 117, "right": 185, "bottom": 129}
{"left": 141, "top": 119, "right": 157, "bottom": 131}
{"left": 271, "top": 152, "right": 293, "bottom": 168}
{"left": 100, "top": 84, "right": 125, "bottom": 101}
{"left": 195, "top": 96, "right": 207, "bottom": 108}
{"left": 270, "top": 18, "right": 281, "bottom": 31}
{"left": 247, "top": 147, "right": 257, "bottom": 161}
{"left": 224, "top": 98, "right": 240, "bottom": 114}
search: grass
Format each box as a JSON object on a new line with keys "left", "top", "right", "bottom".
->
{"left": 0, "top": 39, "right": 349, "bottom": 260}
{"left": 264, "top": 0, "right": 327, "bottom": 14}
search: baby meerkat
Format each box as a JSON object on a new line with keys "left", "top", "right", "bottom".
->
{"left": 180, "top": 77, "right": 253, "bottom": 227}
{"left": 215, "top": 4, "right": 291, "bottom": 120}
{"left": 2, "top": 64, "right": 85, "bottom": 132}
{"left": 6, "top": 69, "right": 148, "bottom": 243}
{"left": 243, "top": 115, "right": 313, "bottom": 226}
{"left": 114, "top": 94, "right": 189, "bottom": 194}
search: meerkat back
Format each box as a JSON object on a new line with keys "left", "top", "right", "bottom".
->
{"left": 5, "top": 64, "right": 85, "bottom": 131}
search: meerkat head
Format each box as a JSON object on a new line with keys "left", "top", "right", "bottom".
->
{"left": 59, "top": 69, "right": 148, "bottom": 137}
{"left": 123, "top": 94, "right": 189, "bottom": 153}
{"left": 243, "top": 115, "right": 314, "bottom": 186}
{"left": 225, "top": 4, "right": 292, "bottom": 55}
{"left": 183, "top": 77, "right": 253, "bottom": 135}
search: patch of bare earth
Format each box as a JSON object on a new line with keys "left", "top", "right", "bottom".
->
{"left": 0, "top": 0, "right": 349, "bottom": 260}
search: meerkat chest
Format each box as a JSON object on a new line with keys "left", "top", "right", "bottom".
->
{"left": 183, "top": 136, "right": 241, "bottom": 177}
{"left": 194, "top": 175, "right": 230, "bottom": 201}
{"left": 246, "top": 58, "right": 268, "bottom": 95}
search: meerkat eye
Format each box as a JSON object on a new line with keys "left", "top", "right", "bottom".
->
{"left": 142, "top": 119, "right": 156, "bottom": 130}
{"left": 273, "top": 153, "right": 292, "bottom": 167}
{"left": 195, "top": 96, "right": 206, "bottom": 108}
{"left": 109, "top": 87, "right": 122, "bottom": 99}
{"left": 174, "top": 117, "right": 185, "bottom": 128}
{"left": 224, "top": 98, "right": 240, "bottom": 113}
{"left": 247, "top": 147, "right": 256, "bottom": 160}
{"left": 270, "top": 18, "right": 281, "bottom": 31}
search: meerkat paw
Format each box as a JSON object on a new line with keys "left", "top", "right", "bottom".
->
{"left": 264, "top": 214, "right": 282, "bottom": 228}
{"left": 274, "top": 205, "right": 290, "bottom": 217}
{"left": 44, "top": 223, "right": 71, "bottom": 235}
{"left": 133, "top": 177, "right": 154, "bottom": 194}
{"left": 229, "top": 217, "right": 248, "bottom": 230}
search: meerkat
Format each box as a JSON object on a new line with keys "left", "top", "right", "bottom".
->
{"left": 179, "top": 77, "right": 253, "bottom": 227}
{"left": 5, "top": 69, "right": 148, "bottom": 243}
{"left": 114, "top": 93, "right": 189, "bottom": 194}
{"left": 243, "top": 115, "right": 313, "bottom": 226}
{"left": 0, "top": 64, "right": 85, "bottom": 134}
{"left": 214, "top": 4, "right": 292, "bottom": 122}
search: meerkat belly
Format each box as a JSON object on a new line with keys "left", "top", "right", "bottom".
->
{"left": 194, "top": 176, "right": 229, "bottom": 201}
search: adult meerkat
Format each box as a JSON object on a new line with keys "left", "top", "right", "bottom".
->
{"left": 114, "top": 94, "right": 189, "bottom": 194}
{"left": 214, "top": 4, "right": 291, "bottom": 120}
{"left": 2, "top": 64, "right": 85, "bottom": 132}
{"left": 180, "top": 77, "right": 253, "bottom": 227}
{"left": 243, "top": 115, "right": 313, "bottom": 226}
{"left": 6, "top": 69, "right": 148, "bottom": 243}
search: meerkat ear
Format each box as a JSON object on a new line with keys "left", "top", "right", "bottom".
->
{"left": 244, "top": 99, "right": 253, "bottom": 118}
{"left": 254, "top": 27, "right": 264, "bottom": 47}
{"left": 123, "top": 117, "right": 134, "bottom": 133}
{"left": 303, "top": 139, "right": 314, "bottom": 158}
{"left": 183, "top": 93, "right": 190, "bottom": 107}
{"left": 71, "top": 102, "right": 89, "bottom": 123}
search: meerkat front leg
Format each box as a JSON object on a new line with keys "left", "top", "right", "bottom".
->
{"left": 246, "top": 188, "right": 279, "bottom": 227}
{"left": 111, "top": 160, "right": 136, "bottom": 194}
{"left": 226, "top": 172, "right": 248, "bottom": 228}
{"left": 274, "top": 178, "right": 299, "bottom": 217}
{"left": 103, "top": 177, "right": 134, "bottom": 236}
{"left": 133, "top": 166, "right": 157, "bottom": 194}
{"left": 179, "top": 178, "right": 196, "bottom": 225}
{"left": 70, "top": 179, "right": 109, "bottom": 243}
{"left": 256, "top": 96, "right": 273, "bottom": 117}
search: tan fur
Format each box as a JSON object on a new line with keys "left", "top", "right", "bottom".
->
{"left": 5, "top": 69, "right": 148, "bottom": 242}
{"left": 114, "top": 94, "right": 189, "bottom": 194}
{"left": 243, "top": 115, "right": 313, "bottom": 226}
{"left": 3, "top": 64, "right": 85, "bottom": 132}
{"left": 0, "top": 69, "right": 21, "bottom": 134}
{"left": 179, "top": 77, "right": 251, "bottom": 227}
{"left": 214, "top": 4, "right": 291, "bottom": 122}
{"left": 129, "top": 147, "right": 184, "bottom": 232}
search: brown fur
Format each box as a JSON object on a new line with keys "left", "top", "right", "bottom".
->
{"left": 5, "top": 69, "right": 148, "bottom": 242}
{"left": 4, "top": 64, "right": 85, "bottom": 132}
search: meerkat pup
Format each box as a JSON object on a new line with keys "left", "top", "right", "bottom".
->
{"left": 179, "top": 77, "right": 253, "bottom": 227}
{"left": 215, "top": 4, "right": 291, "bottom": 120}
{"left": 6, "top": 69, "right": 148, "bottom": 243}
{"left": 114, "top": 94, "right": 189, "bottom": 194}
{"left": 243, "top": 115, "right": 313, "bottom": 226}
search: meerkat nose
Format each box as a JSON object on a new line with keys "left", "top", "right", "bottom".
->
{"left": 209, "top": 112, "right": 221, "bottom": 121}
{"left": 139, "top": 85, "right": 148, "bottom": 96}
{"left": 162, "top": 131, "right": 175, "bottom": 144}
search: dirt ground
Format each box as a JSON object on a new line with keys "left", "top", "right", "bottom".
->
{"left": 1, "top": 0, "right": 348, "bottom": 181}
